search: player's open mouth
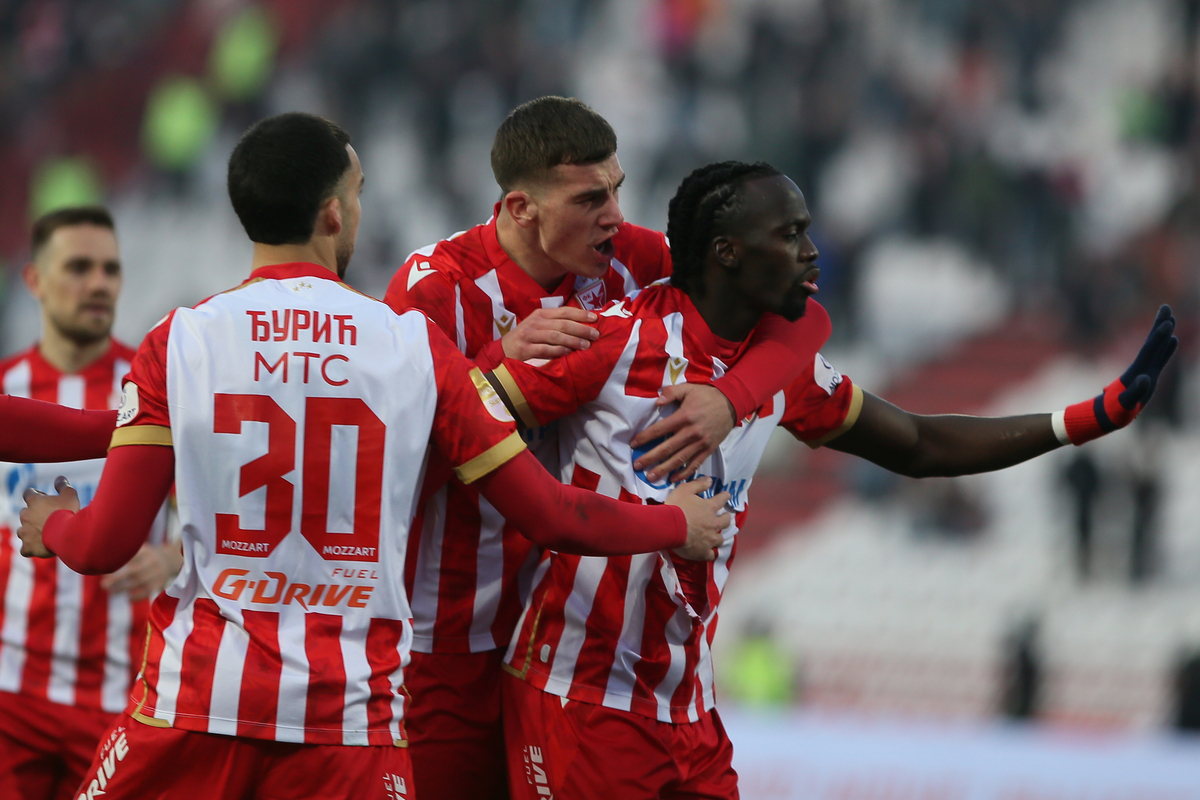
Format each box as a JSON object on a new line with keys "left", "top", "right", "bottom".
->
{"left": 800, "top": 266, "right": 820, "bottom": 294}
{"left": 592, "top": 238, "right": 615, "bottom": 260}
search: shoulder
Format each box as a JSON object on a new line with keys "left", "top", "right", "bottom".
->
{"left": 395, "top": 226, "right": 490, "bottom": 289}
{"left": 108, "top": 338, "right": 138, "bottom": 361}
{"left": 613, "top": 223, "right": 670, "bottom": 265}
{"left": 0, "top": 344, "right": 36, "bottom": 374}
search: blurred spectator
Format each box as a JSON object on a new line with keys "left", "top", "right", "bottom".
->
{"left": 723, "top": 621, "right": 795, "bottom": 709}
{"left": 1000, "top": 618, "right": 1041, "bottom": 719}
{"left": 1063, "top": 450, "right": 1100, "bottom": 579}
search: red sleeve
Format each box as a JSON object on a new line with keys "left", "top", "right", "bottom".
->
{"left": 110, "top": 313, "right": 174, "bottom": 449}
{"left": 425, "top": 319, "right": 527, "bottom": 484}
{"left": 41, "top": 444, "right": 175, "bottom": 574}
{"left": 779, "top": 352, "right": 863, "bottom": 448}
{"left": 713, "top": 301, "right": 832, "bottom": 420}
{"left": 0, "top": 396, "right": 115, "bottom": 461}
{"left": 476, "top": 448, "right": 686, "bottom": 554}
{"left": 489, "top": 309, "right": 634, "bottom": 428}
{"left": 472, "top": 338, "right": 507, "bottom": 372}
{"left": 385, "top": 257, "right": 461, "bottom": 349}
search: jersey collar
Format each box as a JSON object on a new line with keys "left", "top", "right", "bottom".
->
{"left": 674, "top": 288, "right": 757, "bottom": 366}
{"left": 245, "top": 262, "right": 342, "bottom": 284}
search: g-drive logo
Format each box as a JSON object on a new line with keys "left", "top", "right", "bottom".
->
{"left": 76, "top": 726, "right": 129, "bottom": 799}
{"left": 383, "top": 772, "right": 408, "bottom": 798}
{"left": 523, "top": 745, "right": 553, "bottom": 797}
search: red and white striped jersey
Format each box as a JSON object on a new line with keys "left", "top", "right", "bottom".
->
{"left": 495, "top": 284, "right": 861, "bottom": 722}
{"left": 0, "top": 342, "right": 167, "bottom": 713}
{"left": 384, "top": 209, "right": 671, "bottom": 654}
{"left": 114, "top": 262, "right": 524, "bottom": 745}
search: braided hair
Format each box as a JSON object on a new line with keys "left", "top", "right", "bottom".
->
{"left": 666, "top": 161, "right": 781, "bottom": 294}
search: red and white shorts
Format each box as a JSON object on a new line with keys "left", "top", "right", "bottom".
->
{"left": 404, "top": 648, "right": 509, "bottom": 800}
{"left": 501, "top": 672, "right": 738, "bottom": 800}
{"left": 72, "top": 714, "right": 413, "bottom": 800}
{"left": 0, "top": 690, "right": 116, "bottom": 800}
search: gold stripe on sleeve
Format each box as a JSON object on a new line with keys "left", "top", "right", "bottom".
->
{"left": 491, "top": 365, "right": 539, "bottom": 430}
{"left": 805, "top": 383, "right": 864, "bottom": 449}
{"left": 454, "top": 432, "right": 527, "bottom": 485}
{"left": 110, "top": 425, "right": 173, "bottom": 450}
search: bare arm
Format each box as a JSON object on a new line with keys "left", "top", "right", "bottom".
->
{"left": 827, "top": 392, "right": 1060, "bottom": 477}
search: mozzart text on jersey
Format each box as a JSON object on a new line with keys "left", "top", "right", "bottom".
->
{"left": 247, "top": 309, "right": 357, "bottom": 386}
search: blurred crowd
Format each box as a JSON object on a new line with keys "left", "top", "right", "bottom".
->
{"left": 4, "top": 0, "right": 1200, "bottom": 347}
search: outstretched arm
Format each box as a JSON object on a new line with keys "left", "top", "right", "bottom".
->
{"left": 826, "top": 306, "right": 1178, "bottom": 477}
{"left": 0, "top": 396, "right": 115, "bottom": 462}
{"left": 827, "top": 395, "right": 1059, "bottom": 477}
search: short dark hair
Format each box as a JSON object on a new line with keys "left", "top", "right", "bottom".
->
{"left": 491, "top": 96, "right": 617, "bottom": 192}
{"left": 227, "top": 113, "right": 352, "bottom": 245}
{"left": 666, "top": 161, "right": 781, "bottom": 294}
{"left": 31, "top": 206, "right": 115, "bottom": 258}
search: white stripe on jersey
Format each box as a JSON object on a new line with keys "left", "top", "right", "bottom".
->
{"left": 274, "top": 612, "right": 311, "bottom": 743}
{"left": 102, "top": 593, "right": 134, "bottom": 712}
{"left": 152, "top": 600, "right": 193, "bottom": 727}
{"left": 602, "top": 554, "right": 658, "bottom": 709}
{"left": 0, "top": 549, "right": 32, "bottom": 691}
{"left": 47, "top": 563, "right": 82, "bottom": 705}
{"left": 340, "top": 625, "right": 371, "bottom": 745}
{"left": 607, "top": 257, "right": 639, "bottom": 298}
{"left": 474, "top": 269, "right": 510, "bottom": 341}
{"left": 409, "top": 485, "right": 446, "bottom": 647}
{"left": 57, "top": 375, "right": 84, "bottom": 409}
{"left": 208, "top": 619, "right": 248, "bottom": 735}
{"left": 467, "top": 496, "right": 506, "bottom": 651}
{"left": 3, "top": 360, "right": 30, "bottom": 397}
{"left": 453, "top": 285, "right": 467, "bottom": 353}
{"left": 545, "top": 559, "right": 605, "bottom": 689}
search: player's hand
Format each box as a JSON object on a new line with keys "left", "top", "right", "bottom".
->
{"left": 1061, "top": 305, "right": 1178, "bottom": 445}
{"left": 631, "top": 384, "right": 736, "bottom": 482}
{"left": 666, "top": 477, "right": 730, "bottom": 562}
{"left": 17, "top": 476, "right": 80, "bottom": 558}
{"left": 501, "top": 308, "right": 599, "bottom": 361}
{"left": 101, "top": 542, "right": 183, "bottom": 599}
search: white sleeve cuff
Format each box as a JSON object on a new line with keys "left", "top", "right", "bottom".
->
{"left": 1051, "top": 410, "right": 1071, "bottom": 446}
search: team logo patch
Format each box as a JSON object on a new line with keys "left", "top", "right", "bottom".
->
{"left": 116, "top": 383, "right": 139, "bottom": 427}
{"left": 667, "top": 356, "right": 687, "bottom": 385}
{"left": 574, "top": 278, "right": 607, "bottom": 310}
{"left": 469, "top": 368, "right": 514, "bottom": 423}
{"left": 813, "top": 353, "right": 843, "bottom": 396}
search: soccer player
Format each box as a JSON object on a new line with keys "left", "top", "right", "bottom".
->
{"left": 13, "top": 113, "right": 730, "bottom": 800}
{"left": 384, "top": 97, "right": 827, "bottom": 799}
{"left": 0, "top": 207, "right": 181, "bottom": 800}
{"left": 485, "top": 161, "right": 1177, "bottom": 799}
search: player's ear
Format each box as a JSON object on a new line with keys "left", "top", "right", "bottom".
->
{"left": 503, "top": 190, "right": 537, "bottom": 228}
{"left": 712, "top": 236, "right": 738, "bottom": 270}
{"left": 316, "top": 195, "right": 343, "bottom": 238}
{"left": 22, "top": 261, "right": 41, "bottom": 298}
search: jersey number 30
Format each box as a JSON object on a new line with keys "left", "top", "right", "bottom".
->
{"left": 213, "top": 393, "right": 384, "bottom": 562}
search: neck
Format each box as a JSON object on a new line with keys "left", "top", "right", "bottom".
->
{"left": 251, "top": 241, "right": 339, "bottom": 277}
{"left": 687, "top": 275, "right": 763, "bottom": 343}
{"left": 495, "top": 210, "right": 568, "bottom": 292}
{"left": 39, "top": 324, "right": 111, "bottom": 374}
